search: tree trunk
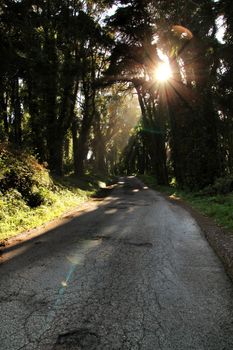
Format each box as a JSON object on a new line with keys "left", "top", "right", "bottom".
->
{"left": 27, "top": 77, "right": 47, "bottom": 160}
{"left": 47, "top": 128, "right": 64, "bottom": 176}
{"left": 136, "top": 87, "right": 168, "bottom": 185}
{"left": 0, "top": 78, "right": 9, "bottom": 139}
{"left": 93, "top": 111, "right": 106, "bottom": 174}
{"left": 74, "top": 127, "right": 90, "bottom": 176}
{"left": 12, "top": 77, "right": 22, "bottom": 146}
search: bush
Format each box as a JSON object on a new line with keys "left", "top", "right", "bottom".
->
{"left": 201, "top": 176, "right": 233, "bottom": 195}
{"left": 0, "top": 144, "right": 52, "bottom": 208}
{"left": 26, "top": 191, "right": 45, "bottom": 208}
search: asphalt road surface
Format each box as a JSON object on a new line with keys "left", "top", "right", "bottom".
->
{"left": 1, "top": 176, "right": 233, "bottom": 350}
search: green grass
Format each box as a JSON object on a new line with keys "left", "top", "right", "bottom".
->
{"left": 0, "top": 145, "right": 114, "bottom": 241}
{"left": 139, "top": 174, "right": 233, "bottom": 232}
{"left": 0, "top": 174, "right": 108, "bottom": 241}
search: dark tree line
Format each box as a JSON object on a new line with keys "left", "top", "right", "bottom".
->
{"left": 1, "top": 0, "right": 233, "bottom": 189}
{"left": 105, "top": 0, "right": 233, "bottom": 189}
{"left": 0, "top": 0, "right": 117, "bottom": 175}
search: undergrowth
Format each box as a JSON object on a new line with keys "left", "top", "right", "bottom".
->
{"left": 140, "top": 174, "right": 233, "bottom": 232}
{"left": 0, "top": 145, "right": 108, "bottom": 241}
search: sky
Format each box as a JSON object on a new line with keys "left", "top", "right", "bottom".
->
{"left": 102, "top": 5, "right": 226, "bottom": 44}
{"left": 216, "top": 15, "right": 226, "bottom": 43}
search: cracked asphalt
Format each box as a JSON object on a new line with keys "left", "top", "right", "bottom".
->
{"left": 1, "top": 176, "right": 233, "bottom": 350}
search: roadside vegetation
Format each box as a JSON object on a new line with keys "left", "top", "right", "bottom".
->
{"left": 0, "top": 145, "right": 109, "bottom": 241}
{"left": 140, "top": 175, "right": 233, "bottom": 232}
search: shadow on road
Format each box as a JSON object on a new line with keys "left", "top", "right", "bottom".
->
{"left": 0, "top": 177, "right": 149, "bottom": 270}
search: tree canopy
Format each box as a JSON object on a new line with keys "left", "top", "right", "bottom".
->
{"left": 0, "top": 0, "right": 233, "bottom": 189}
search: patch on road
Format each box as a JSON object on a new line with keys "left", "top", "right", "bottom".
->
{"left": 95, "top": 235, "right": 153, "bottom": 248}
{"left": 125, "top": 241, "right": 153, "bottom": 248}
{"left": 54, "top": 329, "right": 99, "bottom": 350}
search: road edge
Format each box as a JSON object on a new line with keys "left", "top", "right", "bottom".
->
{"left": 160, "top": 192, "right": 233, "bottom": 282}
{"left": 0, "top": 184, "right": 116, "bottom": 254}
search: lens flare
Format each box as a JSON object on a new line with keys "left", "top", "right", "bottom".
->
{"left": 154, "top": 62, "right": 172, "bottom": 82}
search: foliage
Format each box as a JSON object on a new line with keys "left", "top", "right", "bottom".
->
{"left": 0, "top": 145, "right": 109, "bottom": 240}
{"left": 104, "top": 0, "right": 233, "bottom": 188}
{"left": 0, "top": 144, "right": 52, "bottom": 207}
{"left": 201, "top": 176, "right": 233, "bottom": 195}
{"left": 1, "top": 0, "right": 233, "bottom": 193}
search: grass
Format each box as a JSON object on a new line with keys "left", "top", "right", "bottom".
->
{"left": 139, "top": 174, "right": 233, "bottom": 232}
{"left": 0, "top": 145, "right": 115, "bottom": 241}
{"left": 0, "top": 174, "right": 109, "bottom": 241}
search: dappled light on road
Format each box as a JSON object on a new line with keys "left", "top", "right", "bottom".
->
{"left": 1, "top": 177, "right": 233, "bottom": 350}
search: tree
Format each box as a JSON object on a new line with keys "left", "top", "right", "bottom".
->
{"left": 105, "top": 0, "right": 169, "bottom": 184}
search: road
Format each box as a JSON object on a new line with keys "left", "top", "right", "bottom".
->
{"left": 1, "top": 176, "right": 233, "bottom": 350}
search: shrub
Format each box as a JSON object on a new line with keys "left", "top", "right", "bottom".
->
{"left": 201, "top": 176, "right": 233, "bottom": 195}
{"left": 0, "top": 144, "right": 52, "bottom": 208}
{"left": 26, "top": 191, "right": 45, "bottom": 208}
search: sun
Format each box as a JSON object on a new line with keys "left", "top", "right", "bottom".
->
{"left": 154, "top": 62, "right": 172, "bottom": 82}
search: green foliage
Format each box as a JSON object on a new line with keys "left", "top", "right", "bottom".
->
{"left": 1, "top": 0, "right": 233, "bottom": 191}
{"left": 0, "top": 144, "right": 52, "bottom": 208}
{"left": 201, "top": 176, "right": 233, "bottom": 195}
{"left": 0, "top": 145, "right": 110, "bottom": 240}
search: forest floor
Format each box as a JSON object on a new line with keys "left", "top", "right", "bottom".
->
{"left": 1, "top": 176, "right": 233, "bottom": 350}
